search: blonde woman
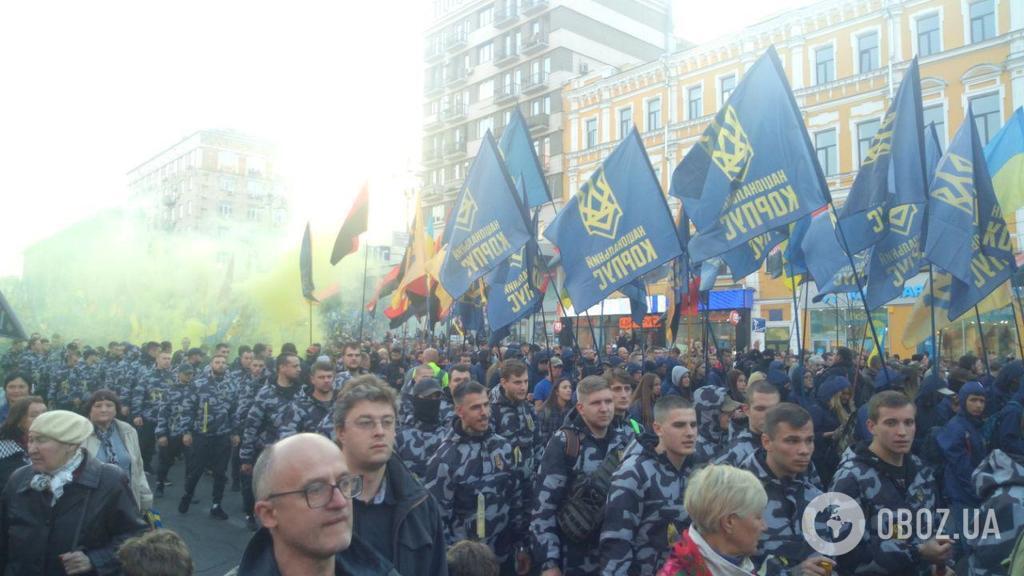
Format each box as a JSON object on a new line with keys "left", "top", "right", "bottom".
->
{"left": 658, "top": 464, "right": 767, "bottom": 576}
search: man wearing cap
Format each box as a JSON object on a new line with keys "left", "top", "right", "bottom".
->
{"left": 937, "top": 380, "right": 988, "bottom": 559}
{"left": 693, "top": 385, "right": 741, "bottom": 464}
{"left": 395, "top": 378, "right": 447, "bottom": 481}
{"left": 153, "top": 363, "right": 195, "bottom": 498}
{"left": 714, "top": 380, "right": 781, "bottom": 467}
{"left": 531, "top": 356, "right": 564, "bottom": 411}
{"left": 0, "top": 410, "right": 147, "bottom": 575}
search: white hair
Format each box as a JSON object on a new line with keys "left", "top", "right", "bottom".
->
{"left": 684, "top": 464, "right": 767, "bottom": 535}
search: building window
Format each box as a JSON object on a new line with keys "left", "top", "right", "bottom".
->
{"left": 815, "top": 129, "right": 838, "bottom": 176}
{"left": 719, "top": 75, "right": 736, "bottom": 106}
{"left": 815, "top": 45, "right": 835, "bottom": 85}
{"left": 479, "top": 116, "right": 494, "bottom": 137}
{"left": 543, "top": 95, "right": 551, "bottom": 114}
{"left": 857, "top": 31, "right": 879, "bottom": 73}
{"left": 646, "top": 97, "right": 662, "bottom": 131}
{"left": 478, "top": 6, "right": 493, "bottom": 26}
{"left": 916, "top": 13, "right": 941, "bottom": 56}
{"left": 970, "top": 92, "right": 1002, "bottom": 145}
{"left": 220, "top": 176, "right": 236, "bottom": 193}
{"left": 219, "top": 203, "right": 232, "bottom": 217}
{"left": 585, "top": 118, "right": 598, "bottom": 149}
{"left": 857, "top": 119, "right": 881, "bottom": 166}
{"left": 687, "top": 85, "right": 702, "bottom": 119}
{"left": 218, "top": 151, "right": 238, "bottom": 172}
{"left": 247, "top": 207, "right": 258, "bottom": 221}
{"left": 247, "top": 180, "right": 262, "bottom": 198}
{"left": 970, "top": 0, "right": 996, "bottom": 43}
{"left": 478, "top": 79, "right": 493, "bottom": 100}
{"left": 478, "top": 42, "right": 492, "bottom": 64}
{"left": 923, "top": 103, "right": 946, "bottom": 147}
{"left": 619, "top": 108, "right": 633, "bottom": 138}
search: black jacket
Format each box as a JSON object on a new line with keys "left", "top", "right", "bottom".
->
{"left": 228, "top": 527, "right": 399, "bottom": 576}
{"left": 0, "top": 451, "right": 147, "bottom": 575}
{"left": 366, "top": 454, "right": 449, "bottom": 576}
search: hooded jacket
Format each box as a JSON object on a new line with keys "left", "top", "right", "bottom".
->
{"left": 988, "top": 360, "right": 1023, "bottom": 417}
{"left": 937, "top": 411, "right": 986, "bottom": 506}
{"left": 808, "top": 375, "right": 851, "bottom": 481}
{"left": 694, "top": 385, "right": 730, "bottom": 464}
{"left": 227, "top": 527, "right": 399, "bottom": 576}
{"left": 600, "top": 431, "right": 695, "bottom": 576}
{"left": 969, "top": 449, "right": 1024, "bottom": 576}
{"left": 913, "top": 374, "right": 954, "bottom": 453}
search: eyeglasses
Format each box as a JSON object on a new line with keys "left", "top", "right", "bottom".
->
{"left": 266, "top": 474, "right": 363, "bottom": 509}
{"left": 351, "top": 417, "right": 397, "bottom": 431}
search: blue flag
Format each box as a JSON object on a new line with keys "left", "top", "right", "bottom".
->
{"left": 926, "top": 108, "right": 1016, "bottom": 320}
{"left": 802, "top": 208, "right": 868, "bottom": 298}
{"left": 457, "top": 288, "right": 487, "bottom": 334}
{"left": 670, "top": 47, "right": 828, "bottom": 262}
{"left": 545, "top": 128, "right": 681, "bottom": 312}
{"left": 838, "top": 60, "right": 927, "bottom": 254}
{"left": 485, "top": 240, "right": 543, "bottom": 334}
{"left": 718, "top": 230, "right": 787, "bottom": 280}
{"left": 440, "top": 131, "right": 533, "bottom": 299}
{"left": 499, "top": 108, "right": 551, "bottom": 209}
{"left": 619, "top": 277, "right": 648, "bottom": 325}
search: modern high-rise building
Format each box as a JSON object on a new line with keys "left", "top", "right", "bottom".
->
{"left": 127, "top": 129, "right": 289, "bottom": 235}
{"left": 420, "top": 0, "right": 674, "bottom": 229}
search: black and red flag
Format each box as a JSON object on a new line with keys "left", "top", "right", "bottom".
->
{"left": 330, "top": 182, "right": 369, "bottom": 265}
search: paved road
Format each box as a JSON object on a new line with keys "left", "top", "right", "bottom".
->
{"left": 149, "top": 463, "right": 254, "bottom": 575}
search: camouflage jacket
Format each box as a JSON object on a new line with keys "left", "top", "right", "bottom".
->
{"left": 713, "top": 426, "right": 757, "bottom": 467}
{"left": 531, "top": 409, "right": 631, "bottom": 574}
{"left": 424, "top": 420, "right": 527, "bottom": 563}
{"left": 47, "top": 363, "right": 87, "bottom": 409}
{"left": 132, "top": 367, "right": 174, "bottom": 423}
{"left": 395, "top": 418, "right": 447, "bottom": 482}
{"left": 177, "top": 371, "right": 238, "bottom": 436}
{"left": 156, "top": 381, "right": 194, "bottom": 438}
{"left": 233, "top": 372, "right": 268, "bottom": 426}
{"left": 739, "top": 448, "right": 823, "bottom": 575}
{"left": 239, "top": 381, "right": 302, "bottom": 463}
{"left": 970, "top": 449, "right": 1024, "bottom": 576}
{"left": 74, "top": 363, "right": 102, "bottom": 395}
{"left": 278, "top": 387, "right": 335, "bottom": 438}
{"left": 488, "top": 385, "right": 543, "bottom": 477}
{"left": 829, "top": 442, "right": 938, "bottom": 575}
{"left": 600, "top": 431, "right": 695, "bottom": 576}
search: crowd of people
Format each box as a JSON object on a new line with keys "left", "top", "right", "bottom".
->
{"left": 0, "top": 331, "right": 1022, "bottom": 575}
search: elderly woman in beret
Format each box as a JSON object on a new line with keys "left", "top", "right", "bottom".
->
{"left": 0, "top": 410, "right": 147, "bottom": 575}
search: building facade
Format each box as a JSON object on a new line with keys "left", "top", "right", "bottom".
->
{"left": 561, "top": 0, "right": 1024, "bottom": 358}
{"left": 127, "top": 129, "right": 289, "bottom": 236}
{"left": 421, "top": 0, "right": 673, "bottom": 229}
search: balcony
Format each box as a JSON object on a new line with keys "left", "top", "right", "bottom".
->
{"left": 445, "top": 30, "right": 467, "bottom": 53}
{"left": 494, "top": 47, "right": 520, "bottom": 66}
{"left": 495, "top": 83, "right": 520, "bottom": 103}
{"left": 522, "top": 0, "right": 548, "bottom": 14}
{"left": 522, "top": 33, "right": 548, "bottom": 55}
{"left": 441, "top": 103, "right": 467, "bottom": 123}
{"left": 423, "top": 147, "right": 444, "bottom": 167}
{"left": 424, "top": 113, "right": 444, "bottom": 131}
{"left": 424, "top": 79, "right": 443, "bottom": 97}
{"left": 527, "top": 112, "right": 550, "bottom": 132}
{"left": 523, "top": 72, "right": 547, "bottom": 94}
{"left": 445, "top": 65, "right": 471, "bottom": 86}
{"left": 444, "top": 140, "right": 467, "bottom": 159}
{"left": 494, "top": 6, "right": 519, "bottom": 27}
{"left": 424, "top": 42, "right": 443, "bottom": 62}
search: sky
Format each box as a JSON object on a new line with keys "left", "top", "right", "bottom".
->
{"left": 0, "top": 0, "right": 810, "bottom": 278}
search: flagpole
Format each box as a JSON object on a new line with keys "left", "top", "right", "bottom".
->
{"left": 358, "top": 245, "right": 369, "bottom": 342}
{"left": 802, "top": 281, "right": 810, "bottom": 356}
{"left": 538, "top": 291, "right": 552, "bottom": 350}
{"left": 1010, "top": 291, "right": 1024, "bottom": 361}
{"left": 974, "top": 305, "right": 991, "bottom": 376}
{"left": 928, "top": 264, "right": 940, "bottom": 373}
{"left": 309, "top": 301, "right": 313, "bottom": 347}
{"left": 834, "top": 296, "right": 840, "bottom": 350}
{"left": 702, "top": 291, "right": 710, "bottom": 383}
{"left": 787, "top": 262, "right": 803, "bottom": 366}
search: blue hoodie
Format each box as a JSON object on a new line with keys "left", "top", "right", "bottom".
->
{"left": 809, "top": 375, "right": 851, "bottom": 483}
{"left": 937, "top": 382, "right": 987, "bottom": 506}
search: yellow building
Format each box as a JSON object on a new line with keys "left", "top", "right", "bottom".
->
{"left": 558, "top": 0, "right": 1024, "bottom": 358}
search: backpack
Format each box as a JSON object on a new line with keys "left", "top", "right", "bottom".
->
{"left": 982, "top": 400, "right": 1023, "bottom": 451}
{"left": 555, "top": 427, "right": 626, "bottom": 543}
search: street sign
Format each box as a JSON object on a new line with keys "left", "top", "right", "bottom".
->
{"left": 752, "top": 318, "right": 766, "bottom": 333}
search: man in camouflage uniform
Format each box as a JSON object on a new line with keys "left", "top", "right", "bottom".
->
{"left": 693, "top": 385, "right": 741, "bottom": 464}
{"left": 531, "top": 375, "right": 627, "bottom": 575}
{"left": 154, "top": 363, "right": 195, "bottom": 497}
{"left": 489, "top": 360, "right": 543, "bottom": 500}
{"left": 132, "top": 350, "right": 174, "bottom": 473}
{"left": 400, "top": 364, "right": 437, "bottom": 428}
{"left": 77, "top": 348, "right": 103, "bottom": 394}
{"left": 739, "top": 403, "right": 830, "bottom": 575}
{"left": 176, "top": 354, "right": 239, "bottom": 520}
{"left": 124, "top": 342, "right": 161, "bottom": 412}
{"left": 47, "top": 347, "right": 85, "bottom": 411}
{"left": 395, "top": 378, "right": 447, "bottom": 481}
{"left": 607, "top": 368, "right": 643, "bottom": 440}
{"left": 830, "top": 391, "right": 953, "bottom": 575}
{"left": 333, "top": 342, "right": 365, "bottom": 390}
{"left": 0, "top": 339, "right": 24, "bottom": 375}
{"left": 715, "top": 380, "right": 780, "bottom": 466}
{"left": 969, "top": 449, "right": 1024, "bottom": 576}
{"left": 600, "top": 395, "right": 698, "bottom": 576}
{"left": 279, "top": 360, "right": 336, "bottom": 437}
{"left": 238, "top": 352, "right": 302, "bottom": 529}
{"left": 426, "top": 381, "right": 530, "bottom": 571}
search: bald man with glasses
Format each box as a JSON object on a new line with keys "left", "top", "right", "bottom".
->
{"left": 226, "top": 433, "right": 398, "bottom": 576}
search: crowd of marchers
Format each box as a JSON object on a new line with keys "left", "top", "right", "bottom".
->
{"left": 0, "top": 331, "right": 1022, "bottom": 576}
